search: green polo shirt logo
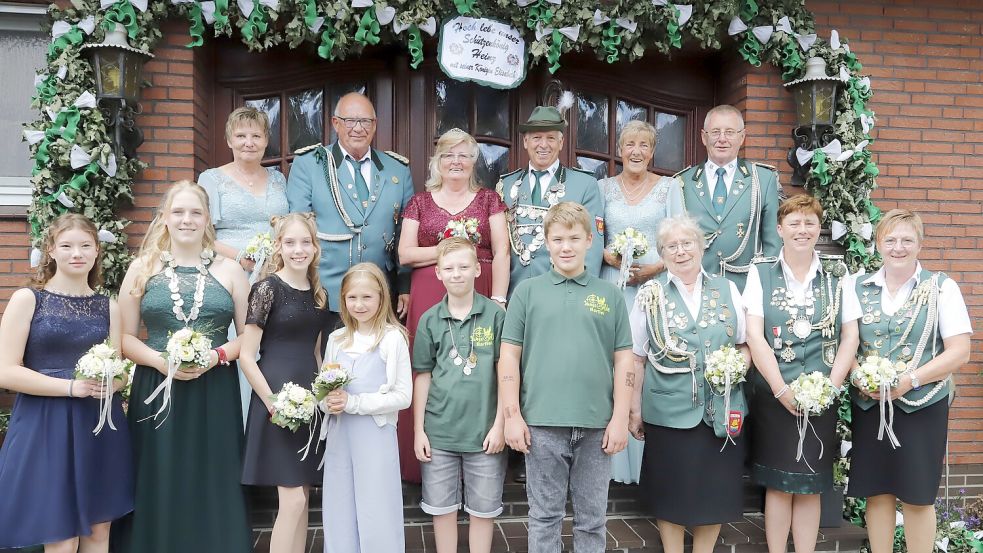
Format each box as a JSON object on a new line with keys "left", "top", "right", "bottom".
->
{"left": 584, "top": 294, "right": 610, "bottom": 315}
{"left": 472, "top": 325, "right": 494, "bottom": 347}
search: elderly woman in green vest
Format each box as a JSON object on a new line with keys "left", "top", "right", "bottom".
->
{"left": 628, "top": 214, "right": 749, "bottom": 553}
{"left": 843, "top": 209, "right": 972, "bottom": 553}
{"left": 743, "top": 195, "right": 860, "bottom": 553}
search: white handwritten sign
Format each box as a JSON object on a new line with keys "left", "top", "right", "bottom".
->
{"left": 438, "top": 16, "right": 527, "bottom": 90}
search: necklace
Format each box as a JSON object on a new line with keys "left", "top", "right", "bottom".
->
{"left": 231, "top": 163, "right": 265, "bottom": 190}
{"left": 618, "top": 174, "right": 652, "bottom": 204}
{"left": 162, "top": 249, "right": 214, "bottom": 324}
{"left": 446, "top": 319, "right": 477, "bottom": 375}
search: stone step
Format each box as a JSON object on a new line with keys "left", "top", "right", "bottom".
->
{"left": 250, "top": 514, "right": 868, "bottom": 553}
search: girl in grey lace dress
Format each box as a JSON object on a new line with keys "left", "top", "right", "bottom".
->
{"left": 599, "top": 120, "right": 684, "bottom": 484}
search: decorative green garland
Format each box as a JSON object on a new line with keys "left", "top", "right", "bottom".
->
{"left": 26, "top": 0, "right": 881, "bottom": 291}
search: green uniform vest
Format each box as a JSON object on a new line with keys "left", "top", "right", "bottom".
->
{"left": 852, "top": 270, "right": 950, "bottom": 413}
{"left": 752, "top": 260, "right": 844, "bottom": 390}
{"left": 636, "top": 274, "right": 745, "bottom": 437}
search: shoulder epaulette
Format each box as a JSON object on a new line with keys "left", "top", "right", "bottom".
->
{"left": 500, "top": 168, "right": 523, "bottom": 179}
{"left": 293, "top": 143, "right": 322, "bottom": 155}
{"left": 567, "top": 166, "right": 596, "bottom": 176}
{"left": 673, "top": 165, "right": 695, "bottom": 178}
{"left": 751, "top": 256, "right": 779, "bottom": 264}
{"left": 384, "top": 150, "right": 409, "bottom": 165}
{"left": 752, "top": 161, "right": 778, "bottom": 172}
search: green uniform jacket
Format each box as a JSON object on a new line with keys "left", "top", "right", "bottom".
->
{"left": 675, "top": 159, "right": 781, "bottom": 291}
{"left": 497, "top": 165, "right": 604, "bottom": 296}
{"left": 852, "top": 269, "right": 952, "bottom": 413}
{"left": 286, "top": 143, "right": 414, "bottom": 311}
{"left": 635, "top": 273, "right": 746, "bottom": 438}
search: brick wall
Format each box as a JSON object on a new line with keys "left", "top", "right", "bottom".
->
{"left": 1, "top": 1, "right": 981, "bottom": 465}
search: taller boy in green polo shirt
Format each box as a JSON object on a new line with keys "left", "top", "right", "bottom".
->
{"left": 499, "top": 202, "right": 635, "bottom": 553}
{"left": 413, "top": 237, "right": 507, "bottom": 553}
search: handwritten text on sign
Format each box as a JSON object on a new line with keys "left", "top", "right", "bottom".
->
{"left": 438, "top": 17, "right": 527, "bottom": 89}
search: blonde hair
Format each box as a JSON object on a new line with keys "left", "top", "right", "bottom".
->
{"left": 262, "top": 212, "right": 328, "bottom": 309}
{"left": 424, "top": 128, "right": 480, "bottom": 192}
{"left": 436, "top": 236, "right": 479, "bottom": 264}
{"left": 778, "top": 194, "right": 823, "bottom": 224}
{"left": 32, "top": 213, "right": 103, "bottom": 290}
{"left": 655, "top": 214, "right": 706, "bottom": 255}
{"left": 225, "top": 106, "right": 270, "bottom": 141}
{"left": 618, "top": 120, "right": 658, "bottom": 152}
{"left": 875, "top": 209, "right": 924, "bottom": 244}
{"left": 704, "top": 105, "right": 745, "bottom": 129}
{"left": 543, "top": 202, "right": 593, "bottom": 237}
{"left": 131, "top": 180, "right": 217, "bottom": 296}
{"left": 337, "top": 263, "right": 407, "bottom": 350}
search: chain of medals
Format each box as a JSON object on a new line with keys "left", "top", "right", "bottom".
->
{"left": 506, "top": 168, "right": 567, "bottom": 266}
{"left": 860, "top": 274, "right": 945, "bottom": 407}
{"left": 446, "top": 319, "right": 478, "bottom": 375}
{"left": 770, "top": 267, "right": 840, "bottom": 363}
{"left": 162, "top": 249, "right": 214, "bottom": 324}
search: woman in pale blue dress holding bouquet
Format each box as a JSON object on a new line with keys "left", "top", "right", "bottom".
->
{"left": 198, "top": 106, "right": 289, "bottom": 421}
{"left": 599, "top": 120, "right": 684, "bottom": 483}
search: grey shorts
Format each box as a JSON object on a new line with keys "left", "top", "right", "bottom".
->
{"left": 420, "top": 448, "right": 507, "bottom": 518}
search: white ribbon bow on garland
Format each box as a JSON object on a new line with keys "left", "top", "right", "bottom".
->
{"left": 860, "top": 113, "right": 874, "bottom": 135}
{"left": 830, "top": 220, "right": 872, "bottom": 241}
{"left": 51, "top": 16, "right": 96, "bottom": 41}
{"left": 237, "top": 0, "right": 278, "bottom": 18}
{"left": 535, "top": 23, "right": 580, "bottom": 42}
{"left": 71, "top": 145, "right": 119, "bottom": 177}
{"left": 591, "top": 10, "right": 637, "bottom": 32}
{"left": 728, "top": 16, "right": 747, "bottom": 36}
{"left": 392, "top": 17, "right": 436, "bottom": 35}
{"left": 795, "top": 138, "right": 842, "bottom": 167}
{"left": 200, "top": 2, "right": 216, "bottom": 24}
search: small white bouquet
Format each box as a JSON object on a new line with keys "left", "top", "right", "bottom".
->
{"left": 270, "top": 382, "right": 317, "bottom": 432}
{"left": 704, "top": 345, "right": 747, "bottom": 393}
{"left": 242, "top": 232, "right": 274, "bottom": 283}
{"left": 312, "top": 362, "right": 355, "bottom": 402}
{"left": 852, "top": 354, "right": 905, "bottom": 448}
{"left": 143, "top": 327, "right": 212, "bottom": 427}
{"left": 441, "top": 217, "right": 481, "bottom": 244}
{"left": 611, "top": 227, "right": 649, "bottom": 289}
{"left": 789, "top": 371, "right": 837, "bottom": 471}
{"left": 75, "top": 341, "right": 134, "bottom": 434}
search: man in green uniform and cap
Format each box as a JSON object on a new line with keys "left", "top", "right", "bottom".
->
{"left": 497, "top": 105, "right": 605, "bottom": 297}
{"left": 674, "top": 104, "right": 782, "bottom": 291}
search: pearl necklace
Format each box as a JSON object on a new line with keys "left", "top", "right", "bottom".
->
{"left": 162, "top": 249, "right": 214, "bottom": 324}
{"left": 618, "top": 174, "right": 652, "bottom": 204}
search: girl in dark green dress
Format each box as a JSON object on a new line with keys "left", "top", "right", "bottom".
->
{"left": 118, "top": 180, "right": 253, "bottom": 553}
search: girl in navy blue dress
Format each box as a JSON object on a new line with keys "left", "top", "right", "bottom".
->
{"left": 0, "top": 213, "right": 133, "bottom": 552}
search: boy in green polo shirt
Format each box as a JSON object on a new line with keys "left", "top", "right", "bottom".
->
{"left": 499, "top": 202, "right": 635, "bottom": 553}
{"left": 412, "top": 237, "right": 507, "bottom": 553}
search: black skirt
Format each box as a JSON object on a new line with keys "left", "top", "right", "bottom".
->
{"left": 847, "top": 398, "right": 949, "bottom": 506}
{"left": 748, "top": 386, "right": 837, "bottom": 494}
{"left": 639, "top": 422, "right": 745, "bottom": 526}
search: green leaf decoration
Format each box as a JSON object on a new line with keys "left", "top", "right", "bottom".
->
{"left": 408, "top": 26, "right": 423, "bottom": 69}
{"left": 187, "top": 2, "right": 206, "bottom": 47}
{"left": 354, "top": 10, "right": 381, "bottom": 46}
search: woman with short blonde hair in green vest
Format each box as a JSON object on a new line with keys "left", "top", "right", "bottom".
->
{"left": 628, "top": 214, "right": 750, "bottom": 553}
{"left": 842, "top": 209, "right": 972, "bottom": 553}
{"left": 744, "top": 194, "right": 860, "bottom": 553}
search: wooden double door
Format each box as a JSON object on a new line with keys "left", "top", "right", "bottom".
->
{"left": 210, "top": 40, "right": 722, "bottom": 190}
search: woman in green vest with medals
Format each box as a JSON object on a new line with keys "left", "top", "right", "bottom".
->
{"left": 628, "top": 214, "right": 749, "bottom": 553}
{"left": 843, "top": 209, "right": 972, "bottom": 553}
{"left": 744, "top": 195, "right": 860, "bottom": 553}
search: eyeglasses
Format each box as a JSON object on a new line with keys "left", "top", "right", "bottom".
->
{"left": 335, "top": 117, "right": 376, "bottom": 129}
{"left": 663, "top": 240, "right": 698, "bottom": 254}
{"left": 439, "top": 153, "right": 475, "bottom": 162}
{"left": 703, "top": 129, "right": 744, "bottom": 140}
{"left": 881, "top": 237, "right": 918, "bottom": 250}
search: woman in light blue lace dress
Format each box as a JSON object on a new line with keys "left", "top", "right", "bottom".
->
{"left": 599, "top": 120, "right": 684, "bottom": 484}
{"left": 198, "top": 106, "right": 289, "bottom": 422}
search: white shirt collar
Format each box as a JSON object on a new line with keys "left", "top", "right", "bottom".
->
{"left": 777, "top": 249, "right": 822, "bottom": 287}
{"left": 665, "top": 268, "right": 710, "bottom": 290}
{"left": 870, "top": 262, "right": 923, "bottom": 289}
{"left": 339, "top": 144, "right": 371, "bottom": 163}
{"left": 704, "top": 158, "right": 737, "bottom": 181}
{"left": 528, "top": 159, "right": 560, "bottom": 178}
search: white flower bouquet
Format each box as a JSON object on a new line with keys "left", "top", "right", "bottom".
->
{"left": 789, "top": 371, "right": 837, "bottom": 471}
{"left": 852, "top": 354, "right": 904, "bottom": 448}
{"left": 441, "top": 217, "right": 481, "bottom": 244}
{"left": 242, "top": 232, "right": 274, "bottom": 262}
{"left": 143, "top": 327, "right": 213, "bottom": 427}
{"left": 312, "top": 362, "right": 354, "bottom": 402}
{"left": 270, "top": 382, "right": 317, "bottom": 432}
{"left": 75, "top": 341, "right": 134, "bottom": 433}
{"left": 704, "top": 345, "right": 747, "bottom": 393}
{"left": 612, "top": 227, "right": 649, "bottom": 289}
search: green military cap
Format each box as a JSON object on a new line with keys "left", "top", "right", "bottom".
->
{"left": 518, "top": 106, "right": 568, "bottom": 133}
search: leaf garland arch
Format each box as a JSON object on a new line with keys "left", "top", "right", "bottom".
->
{"left": 26, "top": 0, "right": 881, "bottom": 290}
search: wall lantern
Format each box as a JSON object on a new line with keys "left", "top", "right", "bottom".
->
{"left": 784, "top": 57, "right": 840, "bottom": 184}
{"left": 80, "top": 23, "right": 153, "bottom": 159}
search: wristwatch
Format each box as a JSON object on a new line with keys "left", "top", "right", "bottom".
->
{"left": 490, "top": 295, "right": 507, "bottom": 305}
{"left": 910, "top": 372, "right": 921, "bottom": 390}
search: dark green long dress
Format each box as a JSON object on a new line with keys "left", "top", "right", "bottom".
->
{"left": 122, "top": 267, "right": 251, "bottom": 552}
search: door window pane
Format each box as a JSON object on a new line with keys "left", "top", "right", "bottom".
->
{"left": 616, "top": 100, "right": 647, "bottom": 135}
{"left": 474, "top": 86, "right": 509, "bottom": 139}
{"left": 246, "top": 96, "right": 282, "bottom": 158}
{"left": 476, "top": 144, "right": 509, "bottom": 189}
{"left": 0, "top": 29, "right": 46, "bottom": 179}
{"left": 654, "top": 112, "right": 686, "bottom": 172}
{"left": 288, "top": 88, "right": 323, "bottom": 153}
{"left": 575, "top": 92, "right": 608, "bottom": 154}
{"left": 577, "top": 156, "right": 607, "bottom": 181}
{"left": 435, "top": 79, "right": 468, "bottom": 136}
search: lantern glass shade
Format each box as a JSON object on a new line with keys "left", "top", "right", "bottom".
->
{"left": 91, "top": 48, "right": 146, "bottom": 103}
{"left": 792, "top": 81, "right": 838, "bottom": 127}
